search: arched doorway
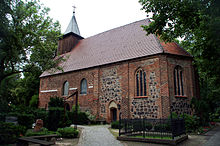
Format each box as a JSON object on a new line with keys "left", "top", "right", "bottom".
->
{"left": 110, "top": 108, "right": 117, "bottom": 121}
{"left": 64, "top": 103, "right": 70, "bottom": 111}
{"left": 108, "top": 101, "right": 118, "bottom": 122}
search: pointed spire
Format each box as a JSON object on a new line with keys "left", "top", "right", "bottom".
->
{"left": 64, "top": 6, "right": 81, "bottom": 36}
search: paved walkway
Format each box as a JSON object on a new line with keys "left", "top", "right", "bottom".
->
{"left": 202, "top": 126, "right": 220, "bottom": 146}
{"left": 77, "top": 125, "right": 123, "bottom": 146}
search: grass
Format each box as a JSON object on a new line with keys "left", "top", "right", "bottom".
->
{"left": 108, "top": 128, "right": 119, "bottom": 137}
{"left": 130, "top": 135, "right": 172, "bottom": 140}
{"left": 108, "top": 128, "right": 173, "bottom": 140}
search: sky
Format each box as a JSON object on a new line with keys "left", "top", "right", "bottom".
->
{"left": 40, "top": 0, "right": 147, "bottom": 38}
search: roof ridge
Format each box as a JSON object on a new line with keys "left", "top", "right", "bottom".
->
{"left": 84, "top": 19, "right": 150, "bottom": 40}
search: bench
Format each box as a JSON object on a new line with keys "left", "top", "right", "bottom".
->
{"left": 28, "top": 134, "right": 58, "bottom": 141}
{"left": 17, "top": 134, "right": 58, "bottom": 146}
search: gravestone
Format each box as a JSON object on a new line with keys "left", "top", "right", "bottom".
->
{"left": 5, "top": 116, "right": 18, "bottom": 125}
{"left": 34, "top": 119, "right": 43, "bottom": 132}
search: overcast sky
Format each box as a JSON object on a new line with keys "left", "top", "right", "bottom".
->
{"left": 40, "top": 0, "right": 147, "bottom": 38}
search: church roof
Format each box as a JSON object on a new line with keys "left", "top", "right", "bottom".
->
{"left": 64, "top": 12, "right": 81, "bottom": 36}
{"left": 40, "top": 19, "right": 192, "bottom": 77}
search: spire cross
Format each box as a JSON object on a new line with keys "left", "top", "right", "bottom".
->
{"left": 72, "top": 5, "right": 76, "bottom": 13}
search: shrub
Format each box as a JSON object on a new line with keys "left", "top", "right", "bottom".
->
{"left": 29, "top": 94, "right": 39, "bottom": 108}
{"left": 154, "top": 123, "right": 171, "bottom": 132}
{"left": 57, "top": 127, "right": 79, "bottom": 138}
{"left": 69, "top": 111, "right": 89, "bottom": 125}
{"left": 85, "top": 111, "right": 96, "bottom": 123}
{"left": 111, "top": 121, "right": 124, "bottom": 129}
{"left": 0, "top": 122, "right": 26, "bottom": 144}
{"left": 33, "top": 108, "right": 48, "bottom": 128}
{"left": 47, "top": 107, "right": 65, "bottom": 131}
{"left": 169, "top": 112, "right": 200, "bottom": 133}
{"left": 25, "top": 127, "right": 58, "bottom": 137}
{"left": 133, "top": 120, "right": 143, "bottom": 131}
{"left": 8, "top": 112, "right": 34, "bottom": 129}
{"left": 111, "top": 121, "right": 121, "bottom": 129}
{"left": 48, "top": 96, "right": 64, "bottom": 108}
{"left": 182, "top": 114, "right": 200, "bottom": 133}
{"left": 145, "top": 122, "right": 153, "bottom": 131}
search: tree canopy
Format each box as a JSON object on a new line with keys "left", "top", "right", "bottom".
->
{"left": 139, "top": 0, "right": 220, "bottom": 122}
{"left": 0, "top": 0, "right": 61, "bottom": 84}
{"left": 0, "top": 0, "right": 61, "bottom": 104}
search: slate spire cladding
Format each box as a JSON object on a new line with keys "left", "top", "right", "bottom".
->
{"left": 64, "top": 6, "right": 81, "bottom": 36}
{"left": 57, "top": 7, "right": 83, "bottom": 55}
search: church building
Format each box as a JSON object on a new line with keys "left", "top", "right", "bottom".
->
{"left": 39, "top": 11, "right": 199, "bottom": 123}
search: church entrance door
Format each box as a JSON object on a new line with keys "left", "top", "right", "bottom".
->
{"left": 108, "top": 101, "right": 118, "bottom": 122}
{"left": 110, "top": 108, "right": 117, "bottom": 122}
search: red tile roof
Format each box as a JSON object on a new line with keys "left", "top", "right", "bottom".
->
{"left": 40, "top": 19, "right": 192, "bottom": 77}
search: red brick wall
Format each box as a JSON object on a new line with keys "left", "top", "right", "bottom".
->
{"left": 166, "top": 55, "right": 194, "bottom": 115}
{"left": 39, "top": 54, "right": 197, "bottom": 122}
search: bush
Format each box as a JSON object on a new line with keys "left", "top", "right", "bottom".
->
{"left": 29, "top": 94, "right": 39, "bottom": 108}
{"left": 111, "top": 121, "right": 122, "bottom": 129}
{"left": 47, "top": 107, "right": 65, "bottom": 131}
{"left": 169, "top": 112, "right": 200, "bottom": 133}
{"left": 57, "top": 127, "right": 79, "bottom": 138}
{"left": 0, "top": 122, "right": 26, "bottom": 144}
{"left": 32, "top": 108, "right": 48, "bottom": 128}
{"left": 25, "top": 127, "right": 58, "bottom": 137}
{"left": 48, "top": 96, "right": 64, "bottom": 108}
{"left": 145, "top": 122, "right": 153, "bottom": 131}
{"left": 154, "top": 123, "right": 171, "bottom": 132}
{"left": 69, "top": 111, "right": 89, "bottom": 125}
{"left": 133, "top": 120, "right": 143, "bottom": 131}
{"left": 8, "top": 112, "right": 34, "bottom": 129}
{"left": 47, "top": 107, "right": 71, "bottom": 131}
{"left": 182, "top": 114, "right": 200, "bottom": 133}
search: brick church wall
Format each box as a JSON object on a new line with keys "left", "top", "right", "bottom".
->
{"left": 39, "top": 54, "right": 196, "bottom": 122}
{"left": 128, "top": 56, "right": 162, "bottom": 119}
{"left": 167, "top": 55, "right": 194, "bottom": 115}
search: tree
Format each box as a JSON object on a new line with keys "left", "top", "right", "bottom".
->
{"left": 0, "top": 0, "right": 62, "bottom": 103}
{"left": 139, "top": 0, "right": 220, "bottom": 122}
{"left": 0, "top": 0, "right": 61, "bottom": 85}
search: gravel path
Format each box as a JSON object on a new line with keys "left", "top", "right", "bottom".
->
{"left": 77, "top": 125, "right": 123, "bottom": 146}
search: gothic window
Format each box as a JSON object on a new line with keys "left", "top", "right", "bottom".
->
{"left": 136, "top": 69, "right": 147, "bottom": 96}
{"left": 174, "top": 66, "right": 184, "bottom": 96}
{"left": 80, "top": 78, "right": 87, "bottom": 94}
{"left": 63, "top": 81, "right": 69, "bottom": 96}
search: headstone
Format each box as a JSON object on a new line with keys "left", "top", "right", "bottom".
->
{"left": 5, "top": 116, "right": 18, "bottom": 125}
{"left": 34, "top": 119, "right": 43, "bottom": 132}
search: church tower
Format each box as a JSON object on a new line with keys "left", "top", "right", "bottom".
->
{"left": 57, "top": 7, "right": 83, "bottom": 55}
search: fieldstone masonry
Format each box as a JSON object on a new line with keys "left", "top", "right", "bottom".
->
{"left": 100, "top": 68, "right": 122, "bottom": 114}
{"left": 171, "top": 98, "right": 192, "bottom": 115}
{"left": 131, "top": 72, "right": 160, "bottom": 118}
{"left": 39, "top": 55, "right": 198, "bottom": 122}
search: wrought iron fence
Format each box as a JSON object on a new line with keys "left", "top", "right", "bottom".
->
{"left": 119, "top": 116, "right": 186, "bottom": 139}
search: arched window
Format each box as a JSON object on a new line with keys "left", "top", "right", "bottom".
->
{"left": 80, "top": 78, "right": 87, "bottom": 94}
{"left": 63, "top": 81, "right": 69, "bottom": 96}
{"left": 174, "top": 66, "right": 184, "bottom": 96}
{"left": 136, "top": 69, "right": 147, "bottom": 96}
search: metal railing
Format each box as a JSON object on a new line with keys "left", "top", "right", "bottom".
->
{"left": 119, "top": 116, "right": 186, "bottom": 139}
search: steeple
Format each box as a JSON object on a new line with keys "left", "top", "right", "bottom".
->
{"left": 64, "top": 6, "right": 81, "bottom": 36}
{"left": 57, "top": 6, "right": 83, "bottom": 55}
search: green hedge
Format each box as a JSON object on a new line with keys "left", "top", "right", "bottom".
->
{"left": 0, "top": 122, "right": 26, "bottom": 144}
{"left": 7, "top": 112, "right": 34, "bottom": 129}
{"left": 25, "top": 127, "right": 58, "bottom": 137}
{"left": 111, "top": 121, "right": 122, "bottom": 129}
{"left": 57, "top": 127, "right": 79, "bottom": 138}
{"left": 170, "top": 112, "right": 200, "bottom": 133}
{"left": 47, "top": 107, "right": 71, "bottom": 131}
